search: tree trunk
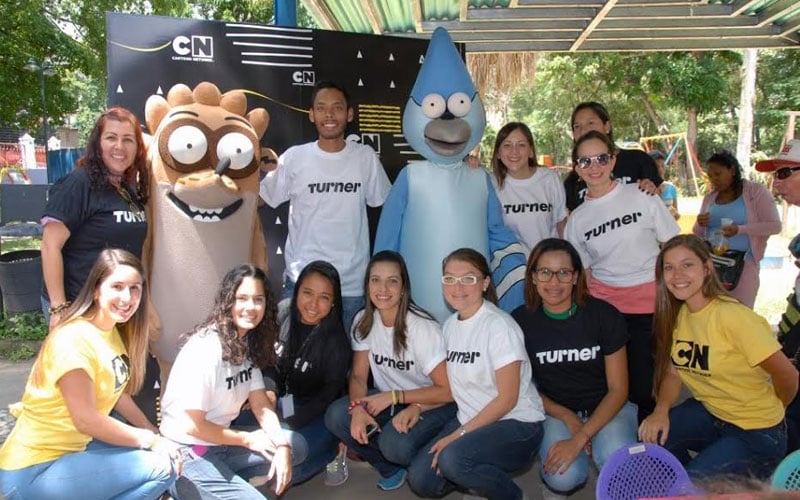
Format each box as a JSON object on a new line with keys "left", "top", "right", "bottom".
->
{"left": 641, "top": 95, "right": 668, "bottom": 134}
{"left": 687, "top": 107, "right": 698, "bottom": 154}
{"left": 737, "top": 48, "right": 758, "bottom": 177}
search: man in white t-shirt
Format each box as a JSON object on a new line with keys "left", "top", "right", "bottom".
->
{"left": 260, "top": 82, "right": 392, "bottom": 331}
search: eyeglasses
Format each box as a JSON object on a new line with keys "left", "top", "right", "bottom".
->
{"left": 442, "top": 275, "right": 480, "bottom": 286}
{"left": 533, "top": 268, "right": 575, "bottom": 283}
{"left": 775, "top": 166, "right": 800, "bottom": 180}
{"left": 575, "top": 153, "right": 612, "bottom": 169}
{"left": 117, "top": 185, "right": 144, "bottom": 219}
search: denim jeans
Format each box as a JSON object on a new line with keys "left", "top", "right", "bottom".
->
{"left": 280, "top": 278, "right": 364, "bottom": 333}
{"left": 407, "top": 418, "right": 543, "bottom": 500}
{"left": 539, "top": 401, "right": 638, "bottom": 493}
{"left": 325, "top": 393, "right": 457, "bottom": 478}
{"left": 665, "top": 398, "right": 787, "bottom": 480}
{"left": 172, "top": 444, "right": 275, "bottom": 500}
{"left": 0, "top": 439, "right": 176, "bottom": 500}
{"left": 290, "top": 415, "right": 339, "bottom": 485}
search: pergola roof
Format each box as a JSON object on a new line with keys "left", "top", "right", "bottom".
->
{"left": 300, "top": 0, "right": 800, "bottom": 52}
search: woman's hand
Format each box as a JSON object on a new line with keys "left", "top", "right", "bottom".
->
{"left": 721, "top": 223, "right": 739, "bottom": 237}
{"left": 361, "top": 391, "right": 392, "bottom": 416}
{"left": 152, "top": 437, "right": 184, "bottom": 476}
{"left": 350, "top": 406, "right": 378, "bottom": 445}
{"left": 560, "top": 412, "right": 591, "bottom": 455}
{"left": 638, "top": 410, "right": 670, "bottom": 445}
{"left": 392, "top": 405, "right": 422, "bottom": 434}
{"left": 429, "top": 431, "right": 459, "bottom": 471}
{"left": 242, "top": 428, "right": 274, "bottom": 455}
{"left": 268, "top": 445, "right": 292, "bottom": 495}
{"left": 543, "top": 435, "right": 586, "bottom": 475}
{"left": 696, "top": 212, "right": 711, "bottom": 228}
{"left": 637, "top": 179, "right": 657, "bottom": 195}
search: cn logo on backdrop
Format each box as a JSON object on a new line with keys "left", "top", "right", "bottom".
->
{"left": 172, "top": 35, "right": 214, "bottom": 60}
{"left": 292, "top": 70, "right": 315, "bottom": 86}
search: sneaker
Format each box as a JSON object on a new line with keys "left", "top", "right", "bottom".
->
{"left": 324, "top": 449, "right": 349, "bottom": 486}
{"left": 377, "top": 468, "right": 407, "bottom": 491}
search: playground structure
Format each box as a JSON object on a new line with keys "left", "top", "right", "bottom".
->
{"left": 640, "top": 132, "right": 703, "bottom": 197}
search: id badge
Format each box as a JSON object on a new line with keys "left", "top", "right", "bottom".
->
{"left": 280, "top": 394, "right": 295, "bottom": 418}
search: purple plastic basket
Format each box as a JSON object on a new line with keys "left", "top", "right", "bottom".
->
{"left": 596, "top": 443, "right": 694, "bottom": 500}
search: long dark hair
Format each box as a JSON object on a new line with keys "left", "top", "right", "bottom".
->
{"left": 78, "top": 107, "right": 149, "bottom": 203}
{"left": 442, "top": 248, "right": 498, "bottom": 305}
{"left": 491, "top": 122, "right": 538, "bottom": 189}
{"left": 187, "top": 264, "right": 278, "bottom": 369}
{"left": 285, "top": 261, "right": 347, "bottom": 369}
{"left": 33, "top": 249, "right": 150, "bottom": 394}
{"left": 524, "top": 238, "right": 588, "bottom": 312}
{"left": 356, "top": 251, "right": 434, "bottom": 356}
{"left": 706, "top": 150, "right": 744, "bottom": 198}
{"left": 652, "top": 235, "right": 732, "bottom": 394}
{"left": 571, "top": 101, "right": 614, "bottom": 143}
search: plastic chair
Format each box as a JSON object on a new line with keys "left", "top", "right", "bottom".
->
{"left": 596, "top": 443, "right": 694, "bottom": 500}
{"left": 772, "top": 449, "right": 800, "bottom": 490}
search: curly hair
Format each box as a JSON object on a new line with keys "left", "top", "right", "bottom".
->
{"left": 706, "top": 150, "right": 744, "bottom": 198}
{"left": 186, "top": 264, "right": 278, "bottom": 369}
{"left": 77, "top": 107, "right": 149, "bottom": 204}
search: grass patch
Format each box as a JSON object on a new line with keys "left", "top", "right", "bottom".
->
{"left": 0, "top": 343, "right": 37, "bottom": 361}
{"left": 0, "top": 312, "right": 47, "bottom": 341}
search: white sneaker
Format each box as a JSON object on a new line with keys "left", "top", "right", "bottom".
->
{"left": 324, "top": 448, "right": 348, "bottom": 486}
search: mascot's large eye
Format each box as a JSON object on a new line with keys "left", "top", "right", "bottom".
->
{"left": 447, "top": 92, "right": 471, "bottom": 118}
{"left": 217, "top": 132, "right": 254, "bottom": 170}
{"left": 167, "top": 125, "right": 208, "bottom": 164}
{"left": 421, "top": 94, "right": 446, "bottom": 119}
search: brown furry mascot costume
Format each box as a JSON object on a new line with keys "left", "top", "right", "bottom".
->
{"left": 143, "top": 82, "right": 268, "bottom": 377}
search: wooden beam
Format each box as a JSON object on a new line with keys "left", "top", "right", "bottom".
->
{"left": 728, "top": 0, "right": 763, "bottom": 17}
{"left": 778, "top": 17, "right": 800, "bottom": 37}
{"left": 411, "top": 0, "right": 423, "bottom": 32}
{"left": 757, "top": 0, "right": 799, "bottom": 27}
{"left": 359, "top": 0, "right": 383, "bottom": 34}
{"left": 460, "top": 0, "right": 469, "bottom": 22}
{"left": 570, "top": 0, "right": 618, "bottom": 51}
{"left": 299, "top": 0, "right": 339, "bottom": 30}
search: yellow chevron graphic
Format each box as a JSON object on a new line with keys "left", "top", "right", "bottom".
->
{"left": 109, "top": 40, "right": 173, "bottom": 52}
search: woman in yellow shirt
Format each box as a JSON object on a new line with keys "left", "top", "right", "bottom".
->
{"left": 639, "top": 234, "right": 797, "bottom": 479}
{"left": 0, "top": 249, "right": 178, "bottom": 499}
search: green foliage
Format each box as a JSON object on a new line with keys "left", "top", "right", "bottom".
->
{"left": 0, "top": 237, "right": 41, "bottom": 254}
{"left": 0, "top": 312, "right": 48, "bottom": 341}
{"left": 0, "top": 343, "right": 37, "bottom": 361}
{"left": 754, "top": 49, "right": 800, "bottom": 156}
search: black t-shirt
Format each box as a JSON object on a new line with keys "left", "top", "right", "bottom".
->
{"left": 43, "top": 168, "right": 147, "bottom": 301}
{"left": 512, "top": 297, "right": 629, "bottom": 413}
{"left": 270, "top": 319, "right": 351, "bottom": 429}
{"left": 564, "top": 148, "right": 664, "bottom": 211}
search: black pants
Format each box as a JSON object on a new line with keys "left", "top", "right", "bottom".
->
{"left": 624, "top": 313, "right": 655, "bottom": 423}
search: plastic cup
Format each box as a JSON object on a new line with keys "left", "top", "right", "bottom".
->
{"left": 720, "top": 217, "right": 733, "bottom": 228}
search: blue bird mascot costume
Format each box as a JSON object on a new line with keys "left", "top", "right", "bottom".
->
{"left": 375, "top": 27, "right": 526, "bottom": 322}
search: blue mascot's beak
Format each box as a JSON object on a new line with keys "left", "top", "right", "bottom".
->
{"left": 424, "top": 118, "right": 471, "bottom": 157}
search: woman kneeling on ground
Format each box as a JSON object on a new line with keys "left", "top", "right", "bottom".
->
{"left": 513, "top": 238, "right": 636, "bottom": 496}
{"left": 639, "top": 234, "right": 797, "bottom": 480}
{"left": 326, "top": 251, "right": 455, "bottom": 491}
{"left": 159, "top": 264, "right": 303, "bottom": 499}
{"left": 408, "top": 248, "right": 544, "bottom": 500}
{"left": 0, "top": 249, "right": 178, "bottom": 500}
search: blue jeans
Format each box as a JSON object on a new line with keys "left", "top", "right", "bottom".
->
{"left": 325, "top": 394, "right": 457, "bottom": 478}
{"left": 539, "top": 402, "right": 638, "bottom": 493}
{"left": 665, "top": 398, "right": 787, "bottom": 480}
{"left": 173, "top": 442, "right": 296, "bottom": 500}
{"left": 0, "top": 439, "right": 176, "bottom": 500}
{"left": 290, "top": 415, "right": 339, "bottom": 485}
{"left": 281, "top": 278, "right": 364, "bottom": 333}
{"left": 407, "top": 418, "right": 543, "bottom": 500}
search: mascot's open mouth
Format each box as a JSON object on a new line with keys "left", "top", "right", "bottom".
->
{"left": 167, "top": 192, "right": 243, "bottom": 222}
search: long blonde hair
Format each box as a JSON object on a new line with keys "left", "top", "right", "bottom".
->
{"left": 652, "top": 235, "right": 733, "bottom": 393}
{"left": 32, "top": 249, "right": 150, "bottom": 394}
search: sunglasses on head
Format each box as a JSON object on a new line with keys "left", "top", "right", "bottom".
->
{"left": 576, "top": 153, "right": 612, "bottom": 169}
{"left": 775, "top": 166, "right": 800, "bottom": 180}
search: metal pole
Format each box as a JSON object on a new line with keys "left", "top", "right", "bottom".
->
{"left": 40, "top": 69, "right": 49, "bottom": 170}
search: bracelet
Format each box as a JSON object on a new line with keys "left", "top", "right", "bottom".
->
{"left": 275, "top": 443, "right": 292, "bottom": 450}
{"left": 390, "top": 390, "right": 398, "bottom": 417}
{"left": 347, "top": 400, "right": 368, "bottom": 415}
{"left": 459, "top": 426, "right": 468, "bottom": 437}
{"left": 48, "top": 301, "right": 71, "bottom": 315}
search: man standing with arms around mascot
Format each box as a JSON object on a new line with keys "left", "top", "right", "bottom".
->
{"left": 756, "top": 140, "right": 800, "bottom": 452}
{"left": 260, "top": 81, "right": 391, "bottom": 332}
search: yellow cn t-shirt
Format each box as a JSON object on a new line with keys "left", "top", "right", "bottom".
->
{"left": 671, "top": 297, "right": 783, "bottom": 429}
{"left": 0, "top": 318, "right": 129, "bottom": 470}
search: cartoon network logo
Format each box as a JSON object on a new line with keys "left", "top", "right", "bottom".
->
{"left": 172, "top": 36, "right": 214, "bottom": 63}
{"left": 292, "top": 71, "right": 315, "bottom": 86}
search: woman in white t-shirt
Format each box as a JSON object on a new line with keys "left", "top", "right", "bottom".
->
{"left": 160, "top": 264, "right": 302, "bottom": 499}
{"left": 325, "top": 251, "right": 455, "bottom": 491}
{"left": 407, "top": 248, "right": 545, "bottom": 500}
{"left": 490, "top": 122, "right": 567, "bottom": 255}
{"left": 564, "top": 130, "right": 679, "bottom": 423}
